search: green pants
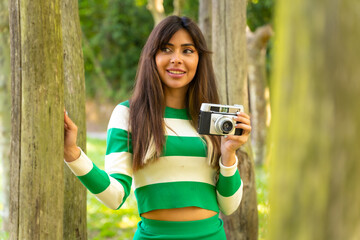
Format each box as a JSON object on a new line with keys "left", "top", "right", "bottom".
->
{"left": 133, "top": 213, "right": 227, "bottom": 240}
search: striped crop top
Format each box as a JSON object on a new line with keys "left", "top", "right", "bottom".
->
{"left": 65, "top": 100, "right": 243, "bottom": 215}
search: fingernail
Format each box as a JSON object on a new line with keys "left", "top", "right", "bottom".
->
{"left": 224, "top": 135, "right": 228, "bottom": 138}
{"left": 66, "top": 111, "right": 68, "bottom": 115}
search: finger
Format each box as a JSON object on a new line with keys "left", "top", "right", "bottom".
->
{"left": 237, "top": 111, "right": 250, "bottom": 119}
{"left": 64, "top": 110, "right": 77, "bottom": 130}
{"left": 223, "top": 135, "right": 248, "bottom": 145}
{"left": 225, "top": 132, "right": 249, "bottom": 143}
{"left": 235, "top": 123, "right": 251, "bottom": 130}
{"left": 234, "top": 116, "right": 251, "bottom": 125}
{"left": 223, "top": 135, "right": 238, "bottom": 141}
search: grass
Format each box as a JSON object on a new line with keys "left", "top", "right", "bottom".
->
{"left": 0, "top": 218, "right": 9, "bottom": 240}
{"left": 256, "top": 164, "right": 270, "bottom": 240}
{"left": 86, "top": 138, "right": 140, "bottom": 240}
{"left": 0, "top": 159, "right": 9, "bottom": 240}
{"left": 86, "top": 137, "right": 270, "bottom": 239}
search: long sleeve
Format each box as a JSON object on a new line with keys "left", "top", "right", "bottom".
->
{"left": 65, "top": 101, "right": 133, "bottom": 210}
{"left": 216, "top": 156, "right": 243, "bottom": 215}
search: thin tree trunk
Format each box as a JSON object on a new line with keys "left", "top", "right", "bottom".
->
{"left": 199, "top": 0, "right": 212, "bottom": 50}
{"left": 9, "top": 0, "right": 64, "bottom": 239}
{"left": 212, "top": 0, "right": 258, "bottom": 239}
{"left": 269, "top": 0, "right": 360, "bottom": 239}
{"left": 0, "top": 0, "right": 11, "bottom": 233}
{"left": 247, "top": 25, "right": 272, "bottom": 166}
{"left": 61, "top": 0, "right": 87, "bottom": 239}
{"left": 147, "top": 0, "right": 186, "bottom": 27}
{"left": 173, "top": 0, "right": 185, "bottom": 16}
{"left": 147, "top": 0, "right": 166, "bottom": 25}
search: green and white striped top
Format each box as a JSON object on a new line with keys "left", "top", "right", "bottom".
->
{"left": 65, "top": 100, "right": 243, "bottom": 215}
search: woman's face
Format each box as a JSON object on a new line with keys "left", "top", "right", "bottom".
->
{"left": 155, "top": 29, "right": 199, "bottom": 95}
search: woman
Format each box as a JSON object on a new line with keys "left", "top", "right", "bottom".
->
{"left": 64, "top": 16, "right": 251, "bottom": 240}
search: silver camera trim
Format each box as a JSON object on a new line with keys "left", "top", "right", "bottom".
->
{"left": 210, "top": 114, "right": 236, "bottom": 135}
{"left": 200, "top": 103, "right": 244, "bottom": 113}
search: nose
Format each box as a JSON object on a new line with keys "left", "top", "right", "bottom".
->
{"left": 170, "top": 52, "right": 183, "bottom": 64}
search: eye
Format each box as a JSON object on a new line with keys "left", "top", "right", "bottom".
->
{"left": 161, "top": 47, "right": 171, "bottom": 53}
{"left": 184, "top": 48, "right": 195, "bottom": 54}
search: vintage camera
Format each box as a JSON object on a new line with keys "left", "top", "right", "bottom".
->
{"left": 198, "top": 103, "right": 244, "bottom": 136}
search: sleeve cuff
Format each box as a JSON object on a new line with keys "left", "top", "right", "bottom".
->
{"left": 219, "top": 155, "right": 238, "bottom": 177}
{"left": 64, "top": 148, "right": 94, "bottom": 176}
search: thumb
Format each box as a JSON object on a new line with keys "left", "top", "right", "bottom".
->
{"left": 64, "top": 109, "right": 77, "bottom": 130}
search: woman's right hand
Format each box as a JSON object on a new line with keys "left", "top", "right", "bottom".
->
{"left": 64, "top": 109, "right": 81, "bottom": 162}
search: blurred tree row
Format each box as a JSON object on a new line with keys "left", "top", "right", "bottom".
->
{"left": 79, "top": 0, "right": 273, "bottom": 103}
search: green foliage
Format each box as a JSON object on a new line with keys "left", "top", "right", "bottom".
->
{"left": 180, "top": 0, "right": 199, "bottom": 21}
{"left": 86, "top": 137, "right": 269, "bottom": 239}
{"left": 247, "top": 0, "right": 274, "bottom": 31}
{"left": 79, "top": 0, "right": 154, "bottom": 102}
{"left": 163, "top": 0, "right": 199, "bottom": 20}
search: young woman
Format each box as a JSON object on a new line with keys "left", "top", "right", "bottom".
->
{"left": 64, "top": 16, "right": 251, "bottom": 240}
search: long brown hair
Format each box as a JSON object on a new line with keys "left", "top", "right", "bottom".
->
{"left": 130, "top": 16, "right": 221, "bottom": 171}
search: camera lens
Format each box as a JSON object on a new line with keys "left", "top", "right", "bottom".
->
{"left": 221, "top": 120, "right": 233, "bottom": 133}
{"left": 214, "top": 116, "right": 234, "bottom": 134}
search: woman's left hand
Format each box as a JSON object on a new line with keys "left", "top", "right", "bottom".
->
{"left": 220, "top": 112, "right": 251, "bottom": 165}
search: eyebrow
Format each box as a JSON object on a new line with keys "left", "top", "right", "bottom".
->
{"left": 165, "top": 43, "right": 195, "bottom": 47}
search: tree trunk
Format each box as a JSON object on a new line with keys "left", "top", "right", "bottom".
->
{"left": 269, "top": 1, "right": 360, "bottom": 240}
{"left": 173, "top": 0, "right": 185, "bottom": 16}
{"left": 61, "top": 0, "right": 87, "bottom": 239}
{"left": 9, "top": 0, "right": 64, "bottom": 238}
{"left": 212, "top": 1, "right": 258, "bottom": 239}
{"left": 246, "top": 25, "right": 272, "bottom": 166}
{"left": 198, "top": 0, "right": 212, "bottom": 50}
{"left": 147, "top": 0, "right": 166, "bottom": 25}
{"left": 0, "top": 0, "right": 11, "bottom": 233}
{"left": 147, "top": 0, "right": 187, "bottom": 27}
{"left": 9, "top": 0, "right": 86, "bottom": 239}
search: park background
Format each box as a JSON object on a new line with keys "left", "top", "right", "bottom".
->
{"left": 1, "top": 0, "right": 359, "bottom": 240}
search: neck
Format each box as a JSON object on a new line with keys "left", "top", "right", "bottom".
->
{"left": 163, "top": 87, "right": 188, "bottom": 109}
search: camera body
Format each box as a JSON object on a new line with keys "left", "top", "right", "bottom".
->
{"left": 198, "top": 103, "right": 244, "bottom": 136}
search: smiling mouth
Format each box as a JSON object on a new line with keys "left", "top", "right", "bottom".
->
{"left": 167, "top": 70, "right": 186, "bottom": 74}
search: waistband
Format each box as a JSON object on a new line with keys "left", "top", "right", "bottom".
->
{"left": 140, "top": 213, "right": 222, "bottom": 235}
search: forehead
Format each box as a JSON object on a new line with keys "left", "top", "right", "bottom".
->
{"left": 166, "top": 29, "right": 195, "bottom": 45}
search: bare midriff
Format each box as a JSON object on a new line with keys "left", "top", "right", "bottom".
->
{"left": 141, "top": 207, "right": 218, "bottom": 221}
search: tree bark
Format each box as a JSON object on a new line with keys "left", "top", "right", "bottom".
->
{"left": 269, "top": 0, "right": 360, "bottom": 239}
{"left": 198, "top": 0, "right": 212, "bottom": 50}
{"left": 9, "top": 0, "right": 64, "bottom": 239}
{"left": 247, "top": 25, "right": 272, "bottom": 166}
{"left": 61, "top": 0, "right": 87, "bottom": 239}
{"left": 212, "top": 0, "right": 258, "bottom": 239}
{"left": 0, "top": 0, "right": 11, "bottom": 233}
